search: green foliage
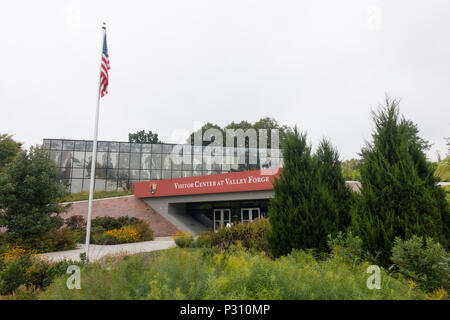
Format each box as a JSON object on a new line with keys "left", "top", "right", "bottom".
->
{"left": 267, "top": 129, "right": 352, "bottom": 257}
{"left": 128, "top": 130, "right": 162, "bottom": 144}
{"left": 342, "top": 158, "right": 362, "bottom": 181}
{"left": 16, "top": 228, "right": 78, "bottom": 253}
{"left": 0, "top": 249, "right": 83, "bottom": 296}
{"left": 40, "top": 247, "right": 431, "bottom": 300}
{"left": 327, "top": 232, "right": 366, "bottom": 264}
{"left": 434, "top": 157, "right": 450, "bottom": 182}
{"left": 186, "top": 117, "right": 291, "bottom": 148}
{"left": 0, "top": 145, "right": 69, "bottom": 239}
{"left": 351, "top": 98, "right": 450, "bottom": 265}
{"left": 0, "top": 133, "right": 22, "bottom": 171}
{"left": 391, "top": 235, "right": 449, "bottom": 292}
{"left": 173, "top": 232, "right": 195, "bottom": 248}
{"left": 60, "top": 189, "right": 133, "bottom": 202}
{"left": 66, "top": 215, "right": 153, "bottom": 245}
{"left": 196, "top": 218, "right": 272, "bottom": 253}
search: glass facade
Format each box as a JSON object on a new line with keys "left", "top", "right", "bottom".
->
{"left": 43, "top": 139, "right": 284, "bottom": 193}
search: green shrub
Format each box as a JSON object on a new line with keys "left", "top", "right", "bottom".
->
{"left": 351, "top": 99, "right": 449, "bottom": 265}
{"left": 327, "top": 231, "right": 365, "bottom": 264}
{"left": 173, "top": 232, "right": 195, "bottom": 248}
{"left": 267, "top": 130, "right": 352, "bottom": 257}
{"left": 40, "top": 247, "right": 432, "bottom": 300}
{"left": 434, "top": 158, "right": 450, "bottom": 182}
{"left": 196, "top": 218, "right": 271, "bottom": 253}
{"left": 10, "top": 228, "right": 78, "bottom": 253}
{"left": 391, "top": 235, "right": 449, "bottom": 292}
{"left": 133, "top": 222, "right": 154, "bottom": 241}
{"left": 65, "top": 215, "right": 86, "bottom": 230}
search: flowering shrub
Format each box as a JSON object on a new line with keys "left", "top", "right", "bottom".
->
{"left": 102, "top": 226, "right": 140, "bottom": 244}
{"left": 197, "top": 218, "right": 272, "bottom": 254}
{"left": 173, "top": 231, "right": 195, "bottom": 248}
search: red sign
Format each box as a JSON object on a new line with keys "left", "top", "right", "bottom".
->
{"left": 134, "top": 169, "right": 280, "bottom": 198}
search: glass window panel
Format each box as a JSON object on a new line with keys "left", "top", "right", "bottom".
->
{"left": 51, "top": 140, "right": 62, "bottom": 150}
{"left": 96, "top": 152, "right": 108, "bottom": 168}
{"left": 130, "top": 153, "right": 141, "bottom": 169}
{"left": 50, "top": 151, "right": 62, "bottom": 167}
{"left": 183, "top": 145, "right": 192, "bottom": 156}
{"left": 86, "top": 141, "right": 93, "bottom": 152}
{"left": 107, "top": 168, "right": 118, "bottom": 179}
{"left": 131, "top": 143, "right": 141, "bottom": 153}
{"left": 193, "top": 145, "right": 203, "bottom": 154}
{"left": 163, "top": 144, "right": 173, "bottom": 153}
{"left": 106, "top": 180, "right": 118, "bottom": 191}
{"left": 140, "top": 170, "right": 150, "bottom": 180}
{"left": 204, "top": 171, "right": 213, "bottom": 175}
{"left": 72, "top": 168, "right": 84, "bottom": 179}
{"left": 193, "top": 154, "right": 202, "bottom": 170}
{"left": 59, "top": 166, "right": 72, "bottom": 180}
{"left": 107, "top": 152, "right": 118, "bottom": 168}
{"left": 82, "top": 179, "right": 91, "bottom": 191}
{"left": 183, "top": 160, "right": 193, "bottom": 170}
{"left": 61, "top": 151, "right": 73, "bottom": 168}
{"left": 43, "top": 139, "right": 51, "bottom": 149}
{"left": 95, "top": 179, "right": 106, "bottom": 191}
{"left": 162, "top": 170, "right": 171, "bottom": 179}
{"left": 162, "top": 154, "right": 171, "bottom": 170}
{"left": 119, "top": 153, "right": 130, "bottom": 169}
{"left": 151, "top": 144, "right": 162, "bottom": 153}
{"left": 182, "top": 171, "right": 192, "bottom": 178}
{"left": 130, "top": 170, "right": 140, "bottom": 180}
{"left": 171, "top": 155, "right": 182, "bottom": 170}
{"left": 171, "top": 171, "right": 181, "bottom": 179}
{"left": 98, "top": 142, "right": 109, "bottom": 152}
{"left": 70, "top": 179, "right": 82, "bottom": 193}
{"left": 202, "top": 156, "right": 212, "bottom": 170}
{"left": 95, "top": 167, "right": 107, "bottom": 179}
{"left": 141, "top": 154, "right": 152, "bottom": 170}
{"left": 119, "top": 142, "right": 131, "bottom": 152}
{"left": 141, "top": 144, "right": 152, "bottom": 153}
{"left": 151, "top": 153, "right": 162, "bottom": 169}
{"left": 109, "top": 142, "right": 119, "bottom": 152}
{"left": 74, "top": 141, "right": 86, "bottom": 151}
{"left": 117, "top": 170, "right": 130, "bottom": 182}
{"left": 192, "top": 170, "right": 201, "bottom": 176}
{"left": 150, "top": 170, "right": 161, "bottom": 180}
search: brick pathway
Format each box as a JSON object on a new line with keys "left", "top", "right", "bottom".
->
{"left": 61, "top": 196, "right": 178, "bottom": 237}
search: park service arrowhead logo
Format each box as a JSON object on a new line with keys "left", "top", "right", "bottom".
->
{"left": 150, "top": 182, "right": 157, "bottom": 195}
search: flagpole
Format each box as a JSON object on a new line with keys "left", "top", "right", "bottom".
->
{"left": 85, "top": 22, "right": 107, "bottom": 261}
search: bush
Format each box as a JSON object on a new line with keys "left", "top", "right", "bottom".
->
{"left": 391, "top": 235, "right": 449, "bottom": 292}
{"left": 267, "top": 130, "right": 352, "bottom": 257}
{"left": 0, "top": 246, "right": 83, "bottom": 296}
{"left": 327, "top": 232, "right": 365, "bottom": 264}
{"left": 133, "top": 222, "right": 154, "bottom": 241}
{"left": 351, "top": 98, "right": 449, "bottom": 265}
{"left": 173, "top": 232, "right": 195, "bottom": 248}
{"left": 65, "top": 215, "right": 86, "bottom": 230}
{"left": 9, "top": 228, "right": 78, "bottom": 253}
{"left": 40, "top": 247, "right": 432, "bottom": 300}
{"left": 0, "top": 145, "right": 69, "bottom": 240}
{"left": 195, "top": 218, "right": 272, "bottom": 253}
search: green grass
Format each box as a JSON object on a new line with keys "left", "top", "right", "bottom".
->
{"left": 39, "top": 247, "right": 435, "bottom": 300}
{"left": 60, "top": 189, "right": 133, "bottom": 202}
{"left": 435, "top": 158, "right": 450, "bottom": 182}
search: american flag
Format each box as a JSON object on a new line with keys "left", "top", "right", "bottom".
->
{"left": 100, "top": 33, "right": 110, "bottom": 97}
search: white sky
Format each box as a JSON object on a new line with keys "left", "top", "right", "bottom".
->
{"left": 0, "top": 0, "right": 449, "bottom": 161}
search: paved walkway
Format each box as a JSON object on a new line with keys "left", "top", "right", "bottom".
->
{"left": 39, "top": 237, "right": 175, "bottom": 262}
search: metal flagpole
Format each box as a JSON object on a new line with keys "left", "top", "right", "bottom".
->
{"left": 85, "top": 22, "right": 107, "bottom": 261}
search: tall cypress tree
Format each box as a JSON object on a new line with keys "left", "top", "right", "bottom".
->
{"left": 351, "top": 98, "right": 449, "bottom": 265}
{"left": 267, "top": 129, "right": 352, "bottom": 257}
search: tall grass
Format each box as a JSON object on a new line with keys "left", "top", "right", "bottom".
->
{"left": 40, "top": 247, "right": 433, "bottom": 300}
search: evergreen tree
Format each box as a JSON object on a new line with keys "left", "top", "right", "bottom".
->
{"left": 0, "top": 145, "right": 69, "bottom": 239}
{"left": 267, "top": 129, "right": 352, "bottom": 257}
{"left": 351, "top": 98, "right": 449, "bottom": 265}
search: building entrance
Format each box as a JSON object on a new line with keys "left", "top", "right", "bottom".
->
{"left": 213, "top": 208, "right": 231, "bottom": 232}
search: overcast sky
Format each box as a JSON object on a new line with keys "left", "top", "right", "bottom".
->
{"left": 1, "top": 0, "right": 449, "bottom": 161}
